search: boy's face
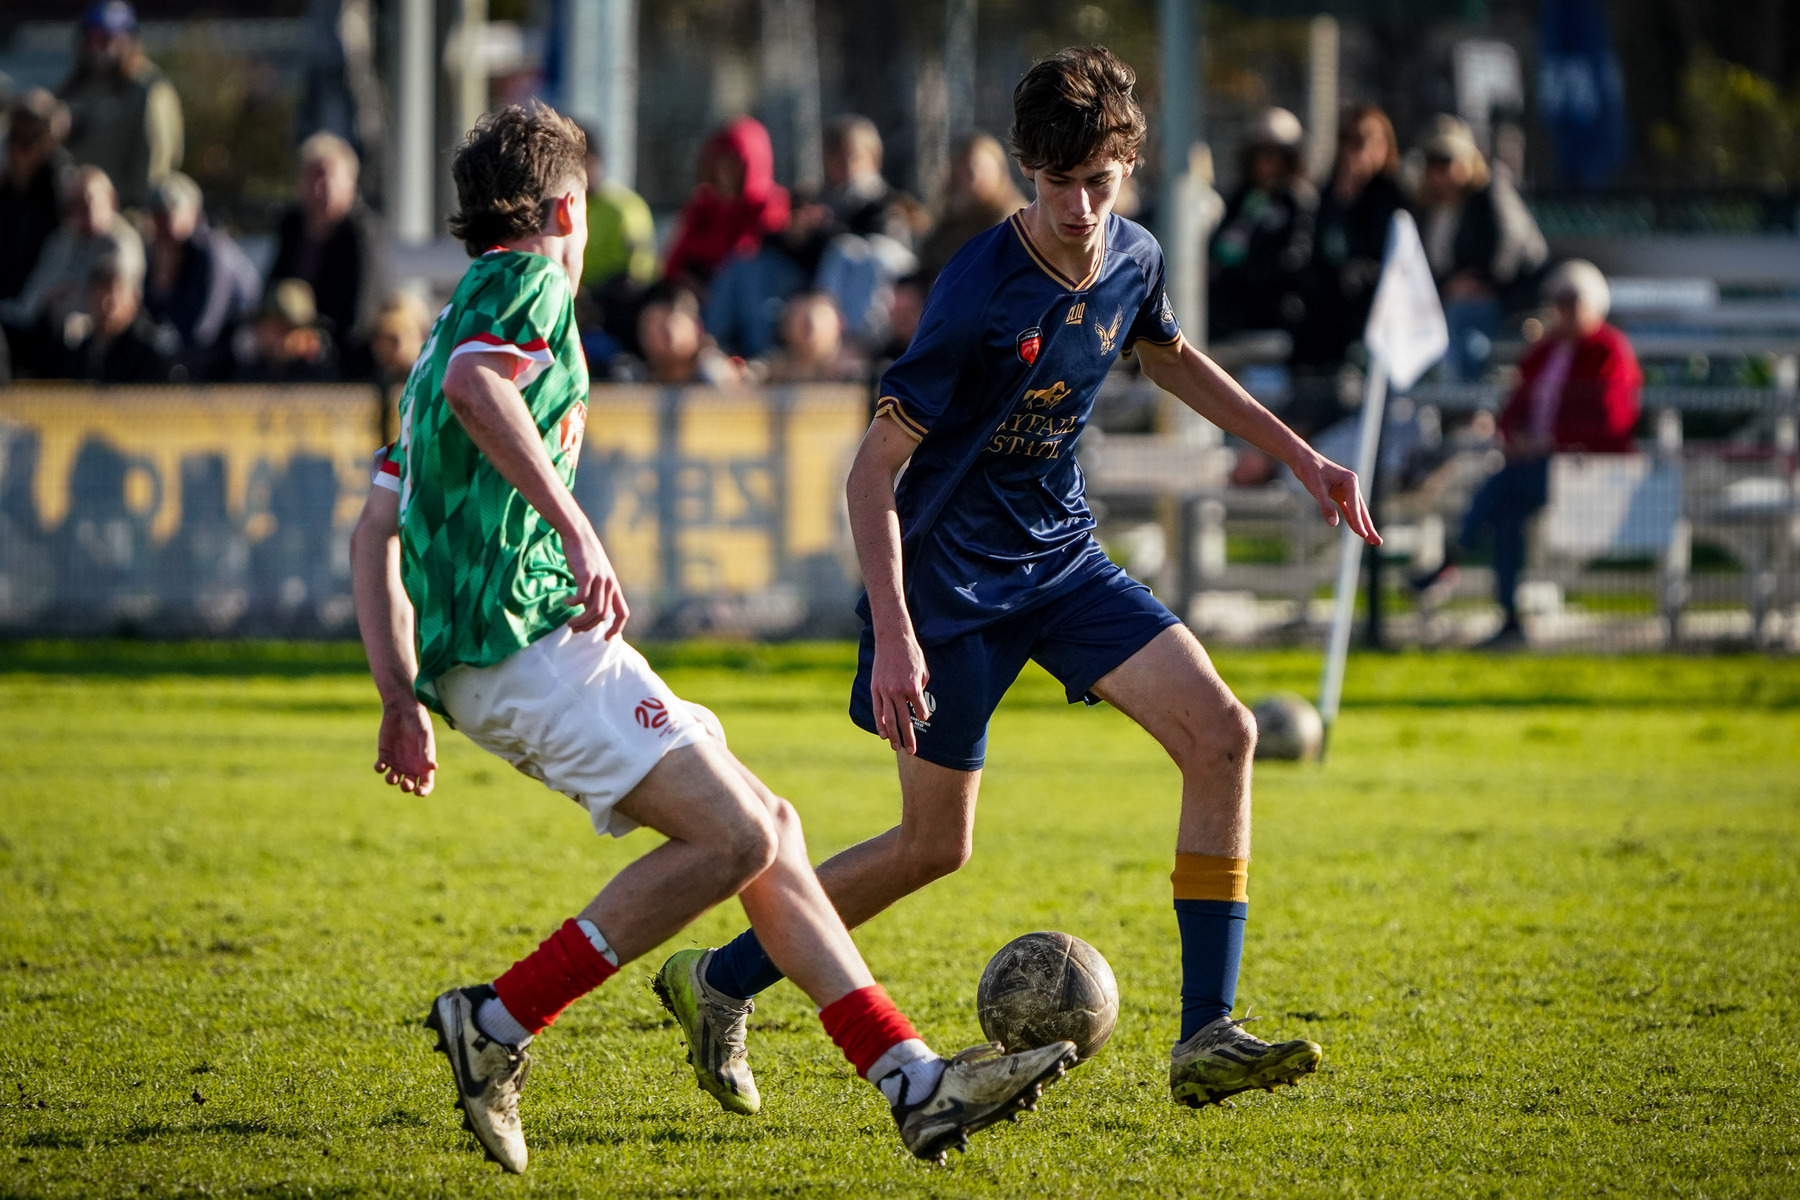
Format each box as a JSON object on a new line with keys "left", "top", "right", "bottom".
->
{"left": 1024, "top": 153, "right": 1132, "bottom": 249}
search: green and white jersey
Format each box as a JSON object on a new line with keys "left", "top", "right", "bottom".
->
{"left": 388, "top": 248, "right": 590, "bottom": 714}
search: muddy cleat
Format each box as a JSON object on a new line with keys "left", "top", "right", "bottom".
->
{"left": 1169, "top": 1014, "right": 1321, "bottom": 1109}
{"left": 652, "top": 948, "right": 760, "bottom": 1116}
{"left": 425, "top": 985, "right": 532, "bottom": 1173}
{"left": 892, "top": 1041, "right": 1077, "bottom": 1164}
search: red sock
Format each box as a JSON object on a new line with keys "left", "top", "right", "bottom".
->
{"left": 818, "top": 985, "right": 921, "bottom": 1078}
{"left": 491, "top": 919, "right": 618, "bottom": 1035}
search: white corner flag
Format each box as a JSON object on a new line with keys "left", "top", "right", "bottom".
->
{"left": 1364, "top": 211, "right": 1450, "bottom": 393}
{"left": 1317, "top": 212, "right": 1448, "bottom": 748}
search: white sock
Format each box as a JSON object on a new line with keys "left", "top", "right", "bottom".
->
{"left": 870, "top": 1039, "right": 944, "bottom": 1108}
{"left": 475, "top": 994, "right": 533, "bottom": 1046}
{"left": 576, "top": 918, "right": 621, "bottom": 967}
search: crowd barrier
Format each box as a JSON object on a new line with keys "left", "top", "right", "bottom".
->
{"left": 0, "top": 384, "right": 870, "bottom": 638}
{"left": 3, "top": 381, "right": 1793, "bottom": 649}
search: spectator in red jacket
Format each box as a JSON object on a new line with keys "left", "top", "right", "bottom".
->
{"left": 663, "top": 116, "right": 789, "bottom": 291}
{"left": 1414, "top": 259, "right": 1642, "bottom": 647}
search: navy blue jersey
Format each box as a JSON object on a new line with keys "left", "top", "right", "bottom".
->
{"left": 868, "top": 209, "right": 1183, "bottom": 643}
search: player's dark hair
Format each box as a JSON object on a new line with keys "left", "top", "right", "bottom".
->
{"left": 449, "top": 102, "right": 587, "bottom": 257}
{"left": 1010, "top": 46, "right": 1146, "bottom": 172}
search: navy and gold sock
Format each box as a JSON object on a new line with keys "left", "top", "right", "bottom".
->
{"left": 1172, "top": 852, "right": 1249, "bottom": 1041}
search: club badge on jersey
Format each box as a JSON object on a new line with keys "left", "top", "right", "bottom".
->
{"left": 1016, "top": 327, "right": 1042, "bottom": 365}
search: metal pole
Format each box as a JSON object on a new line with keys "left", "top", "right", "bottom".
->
{"left": 563, "top": 0, "right": 637, "bottom": 188}
{"left": 1318, "top": 358, "right": 1388, "bottom": 747}
{"left": 395, "top": 0, "right": 435, "bottom": 244}
{"left": 452, "top": 0, "right": 488, "bottom": 141}
{"left": 1158, "top": 0, "right": 1195, "bottom": 247}
{"left": 945, "top": 0, "right": 976, "bottom": 141}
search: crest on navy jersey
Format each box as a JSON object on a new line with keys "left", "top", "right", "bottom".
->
{"left": 1094, "top": 306, "right": 1124, "bottom": 354}
{"left": 1016, "top": 326, "right": 1043, "bottom": 364}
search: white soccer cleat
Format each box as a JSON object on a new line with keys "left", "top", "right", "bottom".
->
{"left": 424, "top": 985, "right": 532, "bottom": 1173}
{"left": 891, "top": 1041, "right": 1077, "bottom": 1164}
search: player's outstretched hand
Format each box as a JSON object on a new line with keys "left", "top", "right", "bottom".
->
{"left": 563, "top": 517, "right": 631, "bottom": 639}
{"left": 376, "top": 700, "right": 438, "bottom": 795}
{"left": 1295, "top": 453, "right": 1382, "bottom": 545}
{"left": 871, "top": 631, "right": 931, "bottom": 755}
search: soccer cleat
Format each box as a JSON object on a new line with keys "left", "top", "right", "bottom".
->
{"left": 424, "top": 985, "right": 532, "bottom": 1173}
{"left": 651, "top": 948, "right": 761, "bottom": 1116}
{"left": 1169, "top": 1014, "right": 1321, "bottom": 1109}
{"left": 891, "top": 1041, "right": 1077, "bottom": 1164}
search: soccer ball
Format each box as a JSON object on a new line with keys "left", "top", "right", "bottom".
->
{"left": 1252, "top": 692, "right": 1324, "bottom": 761}
{"left": 976, "top": 931, "right": 1119, "bottom": 1063}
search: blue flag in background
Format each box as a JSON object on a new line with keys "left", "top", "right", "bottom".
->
{"left": 1538, "top": 0, "right": 1628, "bottom": 187}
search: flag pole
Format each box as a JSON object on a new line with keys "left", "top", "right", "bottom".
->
{"left": 1317, "top": 356, "right": 1388, "bottom": 758}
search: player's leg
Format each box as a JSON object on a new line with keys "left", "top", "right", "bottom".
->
{"left": 1084, "top": 622, "right": 1323, "bottom": 1105}
{"left": 693, "top": 621, "right": 1011, "bottom": 1006}
{"left": 656, "top": 749, "right": 1075, "bottom": 1160}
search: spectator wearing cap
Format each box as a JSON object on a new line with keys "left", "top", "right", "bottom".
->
{"left": 266, "top": 132, "right": 391, "bottom": 379}
{"left": 52, "top": 251, "right": 179, "bottom": 383}
{"left": 2, "top": 165, "right": 144, "bottom": 374}
{"left": 1414, "top": 114, "right": 1547, "bottom": 379}
{"left": 58, "top": 0, "right": 184, "bottom": 210}
{"left": 616, "top": 283, "right": 742, "bottom": 386}
{"left": 1209, "top": 107, "right": 1318, "bottom": 343}
{"left": 234, "top": 277, "right": 339, "bottom": 383}
{"left": 1412, "top": 261, "right": 1641, "bottom": 648}
{"left": 144, "top": 172, "right": 262, "bottom": 379}
{"left": 1, "top": 89, "right": 74, "bottom": 307}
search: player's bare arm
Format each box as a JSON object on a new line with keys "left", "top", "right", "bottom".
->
{"left": 349, "top": 483, "right": 437, "bottom": 794}
{"left": 440, "top": 352, "right": 628, "bottom": 637}
{"left": 845, "top": 414, "right": 930, "bottom": 755}
{"left": 1135, "top": 338, "right": 1382, "bottom": 545}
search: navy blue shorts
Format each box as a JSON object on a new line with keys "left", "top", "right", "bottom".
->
{"left": 849, "top": 565, "right": 1181, "bottom": 772}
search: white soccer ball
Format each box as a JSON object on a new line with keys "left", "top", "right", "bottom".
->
{"left": 1252, "top": 692, "right": 1324, "bottom": 761}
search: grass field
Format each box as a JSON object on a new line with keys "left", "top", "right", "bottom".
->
{"left": 2, "top": 642, "right": 1797, "bottom": 1199}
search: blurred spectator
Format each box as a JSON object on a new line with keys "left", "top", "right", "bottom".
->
{"left": 663, "top": 116, "right": 789, "bottom": 290}
{"left": 143, "top": 171, "right": 261, "bottom": 379}
{"left": 1294, "top": 105, "right": 1407, "bottom": 379}
{"left": 1209, "top": 107, "right": 1317, "bottom": 343}
{"left": 234, "top": 277, "right": 339, "bottom": 383}
{"left": 706, "top": 186, "right": 836, "bottom": 360}
{"left": 624, "top": 284, "right": 741, "bottom": 386}
{"left": 918, "top": 133, "right": 1025, "bottom": 286}
{"left": 2, "top": 165, "right": 144, "bottom": 374}
{"left": 1414, "top": 115, "right": 1547, "bottom": 380}
{"left": 51, "top": 251, "right": 179, "bottom": 383}
{"left": 0, "top": 90, "right": 74, "bottom": 306}
{"left": 821, "top": 115, "right": 919, "bottom": 247}
{"left": 267, "top": 132, "right": 391, "bottom": 379}
{"left": 760, "top": 291, "right": 865, "bottom": 384}
{"left": 1413, "top": 261, "right": 1641, "bottom": 647}
{"left": 875, "top": 272, "right": 927, "bottom": 362}
{"left": 577, "top": 123, "right": 656, "bottom": 294}
{"left": 58, "top": 1, "right": 183, "bottom": 210}
{"left": 369, "top": 290, "right": 430, "bottom": 393}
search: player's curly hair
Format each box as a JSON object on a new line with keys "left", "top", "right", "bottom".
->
{"left": 1010, "top": 46, "right": 1147, "bottom": 173}
{"left": 448, "top": 102, "right": 587, "bottom": 257}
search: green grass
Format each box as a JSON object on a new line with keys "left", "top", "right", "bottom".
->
{"left": 2, "top": 644, "right": 1797, "bottom": 1198}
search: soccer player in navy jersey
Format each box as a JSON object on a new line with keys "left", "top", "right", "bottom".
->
{"left": 657, "top": 47, "right": 1381, "bottom": 1113}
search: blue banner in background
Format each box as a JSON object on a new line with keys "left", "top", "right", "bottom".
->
{"left": 1538, "top": 0, "right": 1628, "bottom": 188}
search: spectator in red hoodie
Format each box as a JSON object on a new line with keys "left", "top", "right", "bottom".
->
{"left": 663, "top": 116, "right": 789, "bottom": 291}
{"left": 1414, "top": 259, "right": 1641, "bottom": 647}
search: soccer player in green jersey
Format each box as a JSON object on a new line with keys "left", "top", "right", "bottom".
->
{"left": 350, "top": 103, "right": 1075, "bottom": 1174}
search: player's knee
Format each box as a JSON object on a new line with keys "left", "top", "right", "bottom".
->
{"left": 714, "top": 793, "right": 781, "bottom": 885}
{"left": 763, "top": 795, "right": 806, "bottom": 851}
{"left": 903, "top": 835, "right": 972, "bottom": 886}
{"left": 1171, "top": 696, "right": 1257, "bottom": 773}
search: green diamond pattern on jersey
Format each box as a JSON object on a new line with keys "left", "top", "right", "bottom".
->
{"left": 391, "top": 250, "right": 590, "bottom": 713}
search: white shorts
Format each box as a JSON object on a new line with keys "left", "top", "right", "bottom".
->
{"left": 435, "top": 624, "right": 726, "bottom": 838}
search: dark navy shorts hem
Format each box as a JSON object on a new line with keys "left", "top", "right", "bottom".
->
{"left": 848, "top": 564, "right": 1180, "bottom": 771}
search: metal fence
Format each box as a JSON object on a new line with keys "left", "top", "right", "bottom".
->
{"left": 2, "top": 380, "right": 1794, "bottom": 649}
